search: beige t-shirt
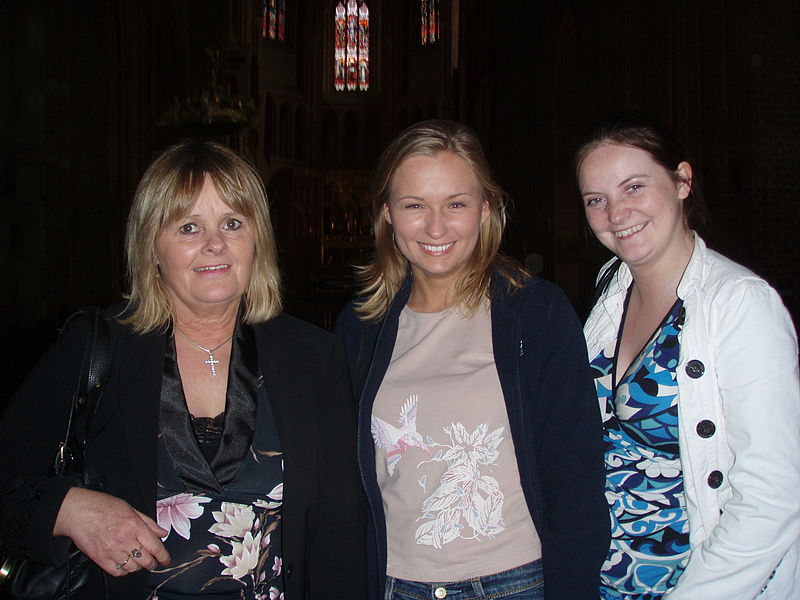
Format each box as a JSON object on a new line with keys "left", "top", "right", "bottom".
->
{"left": 373, "top": 302, "right": 542, "bottom": 582}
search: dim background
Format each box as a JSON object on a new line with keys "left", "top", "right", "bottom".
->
{"left": 2, "top": 0, "right": 798, "bottom": 404}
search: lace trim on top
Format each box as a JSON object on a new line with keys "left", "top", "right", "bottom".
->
{"left": 189, "top": 412, "right": 224, "bottom": 462}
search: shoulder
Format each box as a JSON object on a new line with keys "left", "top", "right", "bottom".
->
{"left": 691, "top": 246, "right": 782, "bottom": 308}
{"left": 519, "top": 275, "right": 569, "bottom": 301}
{"left": 256, "top": 313, "right": 341, "bottom": 350}
{"left": 492, "top": 276, "right": 584, "bottom": 354}
{"left": 679, "top": 235, "right": 770, "bottom": 300}
{"left": 703, "top": 247, "right": 765, "bottom": 287}
{"left": 335, "top": 298, "right": 379, "bottom": 345}
{"left": 681, "top": 246, "right": 797, "bottom": 349}
{"left": 55, "top": 302, "right": 133, "bottom": 351}
{"left": 335, "top": 298, "right": 363, "bottom": 333}
{"left": 493, "top": 274, "right": 574, "bottom": 316}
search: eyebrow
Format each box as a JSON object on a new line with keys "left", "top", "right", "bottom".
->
{"left": 396, "top": 191, "right": 474, "bottom": 202}
{"left": 580, "top": 174, "right": 652, "bottom": 197}
{"left": 618, "top": 174, "right": 651, "bottom": 187}
{"left": 182, "top": 210, "right": 242, "bottom": 219}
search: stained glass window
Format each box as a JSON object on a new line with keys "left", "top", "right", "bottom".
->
{"left": 262, "top": 0, "right": 286, "bottom": 42}
{"left": 420, "top": 0, "right": 440, "bottom": 46}
{"left": 334, "top": 1, "right": 369, "bottom": 91}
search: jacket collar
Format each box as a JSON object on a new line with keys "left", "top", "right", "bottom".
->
{"left": 387, "top": 265, "right": 514, "bottom": 319}
{"left": 598, "top": 231, "right": 706, "bottom": 319}
{"left": 676, "top": 231, "right": 706, "bottom": 299}
{"left": 115, "top": 325, "right": 165, "bottom": 515}
{"left": 386, "top": 273, "right": 414, "bottom": 322}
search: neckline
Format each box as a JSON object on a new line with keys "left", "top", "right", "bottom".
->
{"left": 402, "top": 304, "right": 453, "bottom": 317}
{"left": 611, "top": 286, "right": 683, "bottom": 394}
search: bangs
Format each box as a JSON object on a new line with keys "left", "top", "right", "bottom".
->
{"left": 152, "top": 168, "right": 206, "bottom": 229}
{"left": 153, "top": 166, "right": 260, "bottom": 230}
{"left": 206, "top": 169, "right": 263, "bottom": 219}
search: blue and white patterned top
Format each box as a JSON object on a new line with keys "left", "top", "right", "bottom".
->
{"left": 592, "top": 297, "right": 690, "bottom": 600}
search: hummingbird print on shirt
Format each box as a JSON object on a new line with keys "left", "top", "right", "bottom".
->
{"left": 372, "top": 394, "right": 431, "bottom": 476}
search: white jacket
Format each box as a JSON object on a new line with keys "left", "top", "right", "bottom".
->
{"left": 584, "top": 234, "right": 800, "bottom": 599}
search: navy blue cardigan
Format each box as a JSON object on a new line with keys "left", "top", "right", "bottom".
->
{"left": 336, "top": 273, "right": 609, "bottom": 599}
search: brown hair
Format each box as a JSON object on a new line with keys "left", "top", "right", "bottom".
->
{"left": 356, "top": 119, "right": 526, "bottom": 320}
{"left": 574, "top": 112, "right": 707, "bottom": 231}
{"left": 123, "top": 140, "right": 282, "bottom": 332}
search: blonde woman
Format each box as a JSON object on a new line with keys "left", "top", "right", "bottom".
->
{"left": 336, "top": 120, "right": 608, "bottom": 600}
{"left": 0, "top": 140, "right": 366, "bottom": 600}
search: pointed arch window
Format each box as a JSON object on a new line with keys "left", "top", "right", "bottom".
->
{"left": 335, "top": 1, "right": 369, "bottom": 91}
{"left": 420, "top": 0, "right": 440, "bottom": 45}
{"left": 262, "top": 0, "right": 286, "bottom": 42}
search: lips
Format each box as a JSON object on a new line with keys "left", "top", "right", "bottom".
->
{"left": 614, "top": 222, "right": 648, "bottom": 239}
{"left": 419, "top": 242, "right": 454, "bottom": 254}
{"left": 194, "top": 264, "right": 231, "bottom": 272}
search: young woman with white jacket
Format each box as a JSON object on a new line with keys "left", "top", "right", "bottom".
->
{"left": 579, "top": 113, "right": 800, "bottom": 599}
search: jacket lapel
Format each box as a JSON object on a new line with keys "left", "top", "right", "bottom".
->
{"left": 117, "top": 329, "right": 164, "bottom": 515}
{"left": 252, "top": 318, "right": 314, "bottom": 513}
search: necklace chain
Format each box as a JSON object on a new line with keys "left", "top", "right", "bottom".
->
{"left": 174, "top": 328, "right": 233, "bottom": 377}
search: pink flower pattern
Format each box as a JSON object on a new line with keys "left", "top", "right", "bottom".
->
{"left": 156, "top": 493, "right": 211, "bottom": 540}
{"left": 272, "top": 556, "right": 282, "bottom": 577}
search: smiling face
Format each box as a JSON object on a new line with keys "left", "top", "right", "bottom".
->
{"left": 579, "top": 143, "right": 693, "bottom": 272}
{"left": 156, "top": 176, "right": 255, "bottom": 320}
{"left": 384, "top": 151, "right": 488, "bottom": 291}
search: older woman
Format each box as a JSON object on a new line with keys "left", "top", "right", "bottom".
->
{"left": 579, "top": 113, "right": 800, "bottom": 599}
{"left": 336, "top": 120, "right": 608, "bottom": 600}
{"left": 0, "top": 140, "right": 367, "bottom": 599}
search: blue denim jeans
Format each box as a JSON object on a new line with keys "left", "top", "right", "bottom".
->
{"left": 384, "top": 560, "right": 544, "bottom": 600}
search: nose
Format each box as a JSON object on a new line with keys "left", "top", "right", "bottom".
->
{"left": 203, "top": 230, "right": 226, "bottom": 253}
{"left": 607, "top": 198, "right": 631, "bottom": 225}
{"left": 425, "top": 208, "right": 446, "bottom": 239}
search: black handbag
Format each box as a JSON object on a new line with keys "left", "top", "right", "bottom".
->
{"left": 0, "top": 308, "right": 111, "bottom": 600}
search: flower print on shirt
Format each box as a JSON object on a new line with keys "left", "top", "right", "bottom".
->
{"left": 156, "top": 493, "right": 212, "bottom": 540}
{"left": 210, "top": 502, "right": 256, "bottom": 538}
{"left": 150, "top": 442, "right": 285, "bottom": 598}
{"left": 268, "top": 587, "right": 284, "bottom": 600}
{"left": 151, "top": 496, "right": 284, "bottom": 595}
{"left": 415, "top": 422, "right": 506, "bottom": 548}
{"left": 219, "top": 530, "right": 262, "bottom": 581}
{"left": 373, "top": 394, "right": 510, "bottom": 551}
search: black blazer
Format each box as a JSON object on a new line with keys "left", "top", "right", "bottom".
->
{"left": 0, "top": 306, "right": 367, "bottom": 600}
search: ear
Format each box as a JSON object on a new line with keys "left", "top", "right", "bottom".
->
{"left": 383, "top": 203, "right": 392, "bottom": 225}
{"left": 480, "top": 200, "right": 490, "bottom": 224}
{"left": 676, "top": 161, "right": 693, "bottom": 200}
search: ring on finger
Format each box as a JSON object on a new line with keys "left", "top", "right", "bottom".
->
{"left": 131, "top": 547, "right": 142, "bottom": 559}
{"left": 115, "top": 556, "right": 131, "bottom": 569}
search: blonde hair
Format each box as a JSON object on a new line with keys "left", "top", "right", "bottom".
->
{"left": 356, "top": 119, "right": 526, "bottom": 321}
{"left": 123, "top": 140, "right": 282, "bottom": 332}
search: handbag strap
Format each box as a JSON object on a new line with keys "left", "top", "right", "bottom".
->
{"left": 590, "top": 258, "right": 623, "bottom": 310}
{"left": 53, "top": 308, "right": 112, "bottom": 476}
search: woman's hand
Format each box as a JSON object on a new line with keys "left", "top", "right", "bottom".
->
{"left": 53, "top": 487, "right": 171, "bottom": 576}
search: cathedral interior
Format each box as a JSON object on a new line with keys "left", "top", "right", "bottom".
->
{"left": 2, "top": 0, "right": 798, "bottom": 399}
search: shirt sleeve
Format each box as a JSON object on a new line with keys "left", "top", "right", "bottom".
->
{"left": 522, "top": 284, "right": 610, "bottom": 599}
{"left": 306, "top": 334, "right": 368, "bottom": 599}
{"left": 0, "top": 314, "right": 91, "bottom": 564}
{"left": 667, "top": 282, "right": 800, "bottom": 598}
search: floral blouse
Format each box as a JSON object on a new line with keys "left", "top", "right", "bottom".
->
{"left": 592, "top": 297, "right": 691, "bottom": 600}
{"left": 147, "top": 328, "right": 284, "bottom": 600}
